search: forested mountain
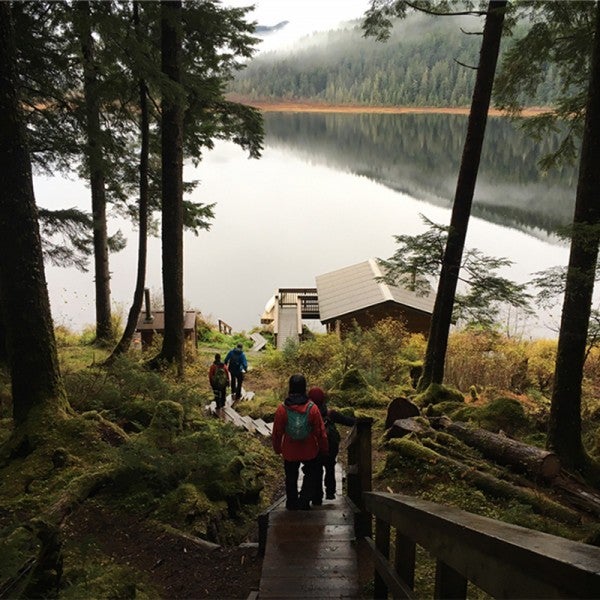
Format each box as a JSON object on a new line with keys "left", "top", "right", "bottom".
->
{"left": 229, "top": 13, "right": 559, "bottom": 107}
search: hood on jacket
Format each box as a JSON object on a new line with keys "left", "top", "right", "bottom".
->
{"left": 284, "top": 393, "right": 309, "bottom": 407}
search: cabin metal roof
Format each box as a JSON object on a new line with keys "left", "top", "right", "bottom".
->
{"left": 315, "top": 258, "right": 435, "bottom": 322}
{"left": 136, "top": 310, "right": 197, "bottom": 331}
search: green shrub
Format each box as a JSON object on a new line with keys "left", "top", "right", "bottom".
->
{"left": 478, "top": 397, "right": 529, "bottom": 435}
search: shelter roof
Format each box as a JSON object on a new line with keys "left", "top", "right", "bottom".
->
{"left": 315, "top": 258, "right": 434, "bottom": 322}
{"left": 136, "top": 310, "right": 197, "bottom": 331}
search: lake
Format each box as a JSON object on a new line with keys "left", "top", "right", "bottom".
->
{"left": 38, "top": 111, "right": 576, "bottom": 337}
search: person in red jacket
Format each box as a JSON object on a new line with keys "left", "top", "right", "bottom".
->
{"left": 272, "top": 373, "right": 328, "bottom": 510}
{"left": 208, "top": 353, "right": 230, "bottom": 413}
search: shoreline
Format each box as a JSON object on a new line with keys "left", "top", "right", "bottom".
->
{"left": 231, "top": 98, "right": 546, "bottom": 117}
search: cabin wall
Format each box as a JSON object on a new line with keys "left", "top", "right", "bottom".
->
{"left": 324, "top": 301, "right": 431, "bottom": 337}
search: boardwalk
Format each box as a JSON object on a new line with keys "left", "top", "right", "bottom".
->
{"left": 259, "top": 466, "right": 361, "bottom": 599}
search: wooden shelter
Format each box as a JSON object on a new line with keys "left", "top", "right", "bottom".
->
{"left": 135, "top": 290, "right": 198, "bottom": 350}
{"left": 135, "top": 310, "right": 198, "bottom": 350}
{"left": 315, "top": 259, "right": 434, "bottom": 336}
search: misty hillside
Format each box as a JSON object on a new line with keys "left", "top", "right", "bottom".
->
{"left": 229, "top": 13, "right": 561, "bottom": 107}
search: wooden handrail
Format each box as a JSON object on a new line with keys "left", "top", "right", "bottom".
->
{"left": 363, "top": 492, "right": 600, "bottom": 599}
{"left": 218, "top": 319, "right": 232, "bottom": 335}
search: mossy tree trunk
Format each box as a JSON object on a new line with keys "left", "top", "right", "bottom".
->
{"left": 0, "top": 3, "right": 67, "bottom": 424}
{"left": 548, "top": 0, "right": 600, "bottom": 476}
{"left": 419, "top": 0, "right": 507, "bottom": 390}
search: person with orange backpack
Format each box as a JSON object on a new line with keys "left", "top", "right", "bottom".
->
{"left": 272, "top": 374, "right": 328, "bottom": 510}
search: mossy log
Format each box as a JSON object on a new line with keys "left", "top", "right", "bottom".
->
{"left": 388, "top": 438, "right": 580, "bottom": 524}
{"left": 434, "top": 419, "right": 561, "bottom": 481}
{"left": 47, "top": 469, "right": 113, "bottom": 526}
{"left": 156, "top": 522, "right": 221, "bottom": 551}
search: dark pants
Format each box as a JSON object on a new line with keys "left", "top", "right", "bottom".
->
{"left": 230, "top": 371, "right": 243, "bottom": 399}
{"left": 315, "top": 444, "right": 339, "bottom": 501}
{"left": 213, "top": 386, "right": 227, "bottom": 409}
{"left": 284, "top": 457, "right": 320, "bottom": 509}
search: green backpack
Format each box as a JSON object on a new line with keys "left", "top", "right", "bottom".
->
{"left": 213, "top": 365, "right": 228, "bottom": 388}
{"left": 285, "top": 401, "right": 314, "bottom": 440}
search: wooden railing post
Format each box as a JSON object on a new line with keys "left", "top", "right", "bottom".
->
{"left": 347, "top": 416, "right": 373, "bottom": 537}
{"left": 395, "top": 533, "right": 416, "bottom": 591}
{"left": 434, "top": 560, "right": 468, "bottom": 600}
{"left": 374, "top": 517, "right": 390, "bottom": 599}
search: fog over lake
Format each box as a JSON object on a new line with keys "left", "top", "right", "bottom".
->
{"left": 39, "top": 112, "right": 575, "bottom": 337}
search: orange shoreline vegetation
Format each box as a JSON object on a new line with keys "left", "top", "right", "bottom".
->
{"left": 232, "top": 98, "right": 546, "bottom": 118}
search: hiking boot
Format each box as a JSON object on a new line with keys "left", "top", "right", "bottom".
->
{"left": 298, "top": 500, "right": 311, "bottom": 510}
{"left": 312, "top": 498, "right": 323, "bottom": 506}
{"left": 326, "top": 492, "right": 335, "bottom": 500}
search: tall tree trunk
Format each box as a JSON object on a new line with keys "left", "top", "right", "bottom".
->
{"left": 418, "top": 0, "right": 507, "bottom": 391}
{"left": 548, "top": 0, "right": 600, "bottom": 475}
{"left": 0, "top": 3, "right": 66, "bottom": 424}
{"left": 106, "top": 1, "right": 149, "bottom": 363}
{"left": 153, "top": 0, "right": 184, "bottom": 374}
{"left": 75, "top": 1, "right": 112, "bottom": 345}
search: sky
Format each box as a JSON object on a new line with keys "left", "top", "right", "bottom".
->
{"left": 223, "top": 0, "right": 372, "bottom": 52}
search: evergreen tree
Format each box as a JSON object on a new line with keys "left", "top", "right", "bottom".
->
{"left": 73, "top": 1, "right": 113, "bottom": 344}
{"left": 547, "top": 0, "right": 600, "bottom": 480}
{"left": 154, "top": 0, "right": 185, "bottom": 374}
{"left": 363, "top": 0, "right": 508, "bottom": 390}
{"left": 0, "top": 3, "right": 67, "bottom": 424}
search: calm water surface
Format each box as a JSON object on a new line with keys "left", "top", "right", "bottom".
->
{"left": 39, "top": 113, "right": 575, "bottom": 336}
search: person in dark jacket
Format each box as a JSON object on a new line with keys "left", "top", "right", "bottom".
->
{"left": 272, "top": 374, "right": 328, "bottom": 510}
{"left": 224, "top": 343, "right": 248, "bottom": 400}
{"left": 208, "top": 353, "right": 229, "bottom": 412}
{"left": 308, "top": 386, "right": 356, "bottom": 502}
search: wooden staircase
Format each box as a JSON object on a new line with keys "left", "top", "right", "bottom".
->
{"left": 206, "top": 389, "right": 273, "bottom": 437}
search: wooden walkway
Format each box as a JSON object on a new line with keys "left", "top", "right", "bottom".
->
{"left": 258, "top": 465, "right": 361, "bottom": 599}
{"left": 206, "top": 389, "right": 273, "bottom": 437}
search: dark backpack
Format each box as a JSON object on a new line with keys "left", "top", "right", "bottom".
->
{"left": 285, "top": 401, "right": 314, "bottom": 440}
{"left": 213, "top": 365, "right": 228, "bottom": 388}
{"left": 228, "top": 352, "right": 241, "bottom": 372}
{"left": 324, "top": 415, "right": 341, "bottom": 446}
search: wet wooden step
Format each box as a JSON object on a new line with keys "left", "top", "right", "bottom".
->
{"left": 258, "top": 464, "right": 360, "bottom": 599}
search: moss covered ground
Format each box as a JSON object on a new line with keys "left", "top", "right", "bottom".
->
{"left": 0, "top": 320, "right": 599, "bottom": 598}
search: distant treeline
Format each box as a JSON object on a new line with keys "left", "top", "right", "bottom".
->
{"left": 230, "top": 14, "right": 561, "bottom": 107}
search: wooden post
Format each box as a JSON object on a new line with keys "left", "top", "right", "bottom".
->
{"left": 434, "top": 560, "right": 467, "bottom": 600}
{"left": 347, "top": 417, "right": 373, "bottom": 537}
{"left": 395, "top": 533, "right": 416, "bottom": 591}
{"left": 374, "top": 517, "right": 390, "bottom": 599}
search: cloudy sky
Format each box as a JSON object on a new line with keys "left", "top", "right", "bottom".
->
{"left": 224, "top": 0, "right": 372, "bottom": 52}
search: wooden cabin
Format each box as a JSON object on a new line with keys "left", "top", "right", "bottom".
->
{"left": 315, "top": 259, "right": 434, "bottom": 336}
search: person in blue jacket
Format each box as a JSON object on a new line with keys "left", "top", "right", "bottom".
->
{"left": 224, "top": 343, "right": 248, "bottom": 400}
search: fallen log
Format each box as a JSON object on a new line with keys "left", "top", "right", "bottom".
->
{"left": 386, "top": 417, "right": 431, "bottom": 439}
{"left": 388, "top": 438, "right": 579, "bottom": 524}
{"left": 435, "top": 418, "right": 561, "bottom": 481}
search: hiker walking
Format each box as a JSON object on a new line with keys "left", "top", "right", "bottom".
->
{"left": 272, "top": 374, "right": 328, "bottom": 510}
{"left": 308, "top": 386, "right": 356, "bottom": 503}
{"left": 224, "top": 343, "right": 248, "bottom": 400}
{"left": 208, "top": 353, "right": 229, "bottom": 412}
